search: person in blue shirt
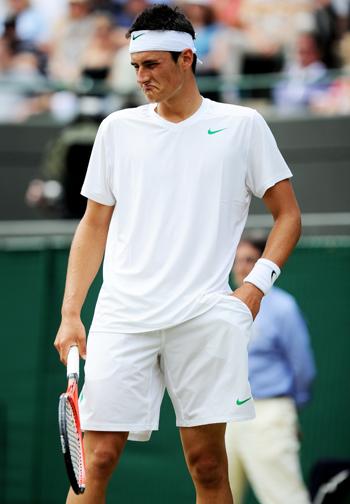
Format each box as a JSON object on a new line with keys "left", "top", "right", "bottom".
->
{"left": 225, "top": 237, "right": 316, "bottom": 504}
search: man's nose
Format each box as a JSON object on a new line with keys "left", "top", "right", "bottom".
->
{"left": 137, "top": 67, "right": 150, "bottom": 84}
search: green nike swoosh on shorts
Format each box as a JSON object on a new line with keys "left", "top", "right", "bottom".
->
{"left": 236, "top": 396, "right": 252, "bottom": 406}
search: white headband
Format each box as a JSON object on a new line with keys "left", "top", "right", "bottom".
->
{"left": 129, "top": 30, "right": 198, "bottom": 56}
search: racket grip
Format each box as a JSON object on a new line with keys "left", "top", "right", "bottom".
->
{"left": 67, "top": 345, "right": 80, "bottom": 378}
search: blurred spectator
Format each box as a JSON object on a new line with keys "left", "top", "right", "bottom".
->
{"left": 25, "top": 96, "right": 102, "bottom": 218}
{"left": 239, "top": 0, "right": 314, "bottom": 53}
{"left": 75, "top": 9, "right": 142, "bottom": 106}
{"left": 0, "top": 36, "right": 21, "bottom": 120}
{"left": 178, "top": 0, "right": 221, "bottom": 65}
{"left": 0, "top": 36, "right": 49, "bottom": 121}
{"left": 109, "top": 41, "right": 146, "bottom": 105}
{"left": 273, "top": 31, "right": 329, "bottom": 113}
{"left": 313, "top": 0, "right": 343, "bottom": 68}
{"left": 0, "top": 34, "right": 11, "bottom": 71}
{"left": 0, "top": 1, "right": 7, "bottom": 19}
{"left": 311, "top": 31, "right": 350, "bottom": 114}
{"left": 2, "top": 14, "right": 17, "bottom": 51}
{"left": 210, "top": 25, "right": 250, "bottom": 103}
{"left": 236, "top": 0, "right": 314, "bottom": 99}
{"left": 1, "top": 0, "right": 349, "bottom": 121}
{"left": 331, "top": 0, "right": 350, "bottom": 32}
{"left": 90, "top": 0, "right": 116, "bottom": 13}
{"left": 31, "top": 0, "right": 67, "bottom": 39}
{"left": 80, "top": 13, "right": 119, "bottom": 86}
{"left": 226, "top": 237, "right": 316, "bottom": 504}
{"left": 48, "top": 0, "right": 97, "bottom": 84}
{"left": 211, "top": 0, "right": 315, "bottom": 102}
{"left": 177, "top": 0, "right": 222, "bottom": 100}
{"left": 107, "top": 0, "right": 151, "bottom": 105}
{"left": 211, "top": 0, "right": 243, "bottom": 28}
{"left": 0, "top": 0, "right": 47, "bottom": 52}
{"left": 114, "top": 0, "right": 150, "bottom": 28}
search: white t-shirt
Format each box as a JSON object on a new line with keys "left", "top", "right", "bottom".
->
{"left": 81, "top": 98, "right": 292, "bottom": 333}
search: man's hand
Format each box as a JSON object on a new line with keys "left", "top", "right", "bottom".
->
{"left": 54, "top": 316, "right": 87, "bottom": 365}
{"left": 231, "top": 282, "right": 264, "bottom": 320}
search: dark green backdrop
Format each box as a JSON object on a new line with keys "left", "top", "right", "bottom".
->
{"left": 1, "top": 236, "right": 349, "bottom": 504}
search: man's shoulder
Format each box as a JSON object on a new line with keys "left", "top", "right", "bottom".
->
{"left": 205, "top": 99, "right": 257, "bottom": 120}
{"left": 100, "top": 104, "right": 151, "bottom": 129}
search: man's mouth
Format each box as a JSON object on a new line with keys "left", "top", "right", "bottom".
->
{"left": 142, "top": 84, "right": 156, "bottom": 92}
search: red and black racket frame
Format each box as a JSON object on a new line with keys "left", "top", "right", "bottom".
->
{"left": 58, "top": 373, "right": 86, "bottom": 495}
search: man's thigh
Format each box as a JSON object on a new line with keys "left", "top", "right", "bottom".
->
{"left": 80, "top": 331, "right": 165, "bottom": 441}
{"left": 163, "top": 296, "right": 255, "bottom": 428}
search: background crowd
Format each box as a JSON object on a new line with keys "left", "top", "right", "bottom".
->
{"left": 0, "top": 0, "right": 350, "bottom": 123}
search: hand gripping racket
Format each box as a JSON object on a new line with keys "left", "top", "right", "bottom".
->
{"left": 58, "top": 345, "right": 86, "bottom": 494}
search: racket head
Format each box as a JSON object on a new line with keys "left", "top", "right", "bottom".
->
{"left": 58, "top": 386, "right": 86, "bottom": 495}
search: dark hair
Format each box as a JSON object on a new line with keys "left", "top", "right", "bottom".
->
{"left": 126, "top": 4, "right": 197, "bottom": 73}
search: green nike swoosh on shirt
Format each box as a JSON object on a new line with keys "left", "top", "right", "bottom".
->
{"left": 208, "top": 128, "right": 227, "bottom": 135}
{"left": 236, "top": 397, "right": 252, "bottom": 406}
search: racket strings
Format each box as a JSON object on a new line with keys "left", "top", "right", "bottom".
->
{"left": 66, "top": 400, "right": 84, "bottom": 484}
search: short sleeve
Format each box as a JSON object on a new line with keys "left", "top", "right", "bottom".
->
{"left": 246, "top": 111, "right": 292, "bottom": 198}
{"left": 81, "top": 119, "right": 116, "bottom": 206}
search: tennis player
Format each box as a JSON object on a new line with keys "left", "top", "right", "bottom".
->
{"left": 54, "top": 4, "right": 302, "bottom": 503}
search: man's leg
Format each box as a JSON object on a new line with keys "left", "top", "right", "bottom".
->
{"left": 67, "top": 431, "right": 128, "bottom": 504}
{"left": 235, "top": 399, "right": 310, "bottom": 504}
{"left": 180, "top": 423, "right": 233, "bottom": 504}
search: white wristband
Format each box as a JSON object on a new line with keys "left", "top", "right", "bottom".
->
{"left": 243, "top": 258, "right": 281, "bottom": 295}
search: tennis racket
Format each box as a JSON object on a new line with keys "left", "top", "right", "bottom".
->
{"left": 58, "top": 345, "right": 86, "bottom": 494}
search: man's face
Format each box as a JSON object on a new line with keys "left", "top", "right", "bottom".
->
{"left": 232, "top": 242, "right": 261, "bottom": 287}
{"left": 9, "top": 0, "right": 27, "bottom": 13}
{"left": 131, "top": 51, "right": 186, "bottom": 103}
{"left": 297, "top": 34, "right": 319, "bottom": 68}
{"left": 68, "top": 0, "right": 90, "bottom": 19}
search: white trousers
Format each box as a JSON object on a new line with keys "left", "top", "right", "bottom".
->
{"left": 225, "top": 397, "right": 311, "bottom": 504}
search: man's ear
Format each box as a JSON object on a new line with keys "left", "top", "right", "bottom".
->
{"left": 180, "top": 49, "right": 194, "bottom": 70}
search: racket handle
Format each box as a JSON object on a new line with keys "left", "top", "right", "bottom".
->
{"left": 67, "top": 345, "right": 80, "bottom": 379}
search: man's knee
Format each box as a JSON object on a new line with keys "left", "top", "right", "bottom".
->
{"left": 187, "top": 451, "right": 227, "bottom": 488}
{"left": 85, "top": 432, "right": 128, "bottom": 480}
{"left": 181, "top": 424, "right": 228, "bottom": 488}
{"left": 87, "top": 447, "right": 120, "bottom": 478}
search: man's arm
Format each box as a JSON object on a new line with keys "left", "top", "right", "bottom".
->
{"left": 233, "top": 179, "right": 301, "bottom": 317}
{"left": 260, "top": 179, "right": 301, "bottom": 266}
{"left": 54, "top": 199, "right": 114, "bottom": 364}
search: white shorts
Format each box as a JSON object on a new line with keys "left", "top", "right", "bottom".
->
{"left": 79, "top": 294, "right": 255, "bottom": 441}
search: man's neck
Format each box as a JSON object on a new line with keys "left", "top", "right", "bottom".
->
{"left": 155, "top": 86, "right": 203, "bottom": 124}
